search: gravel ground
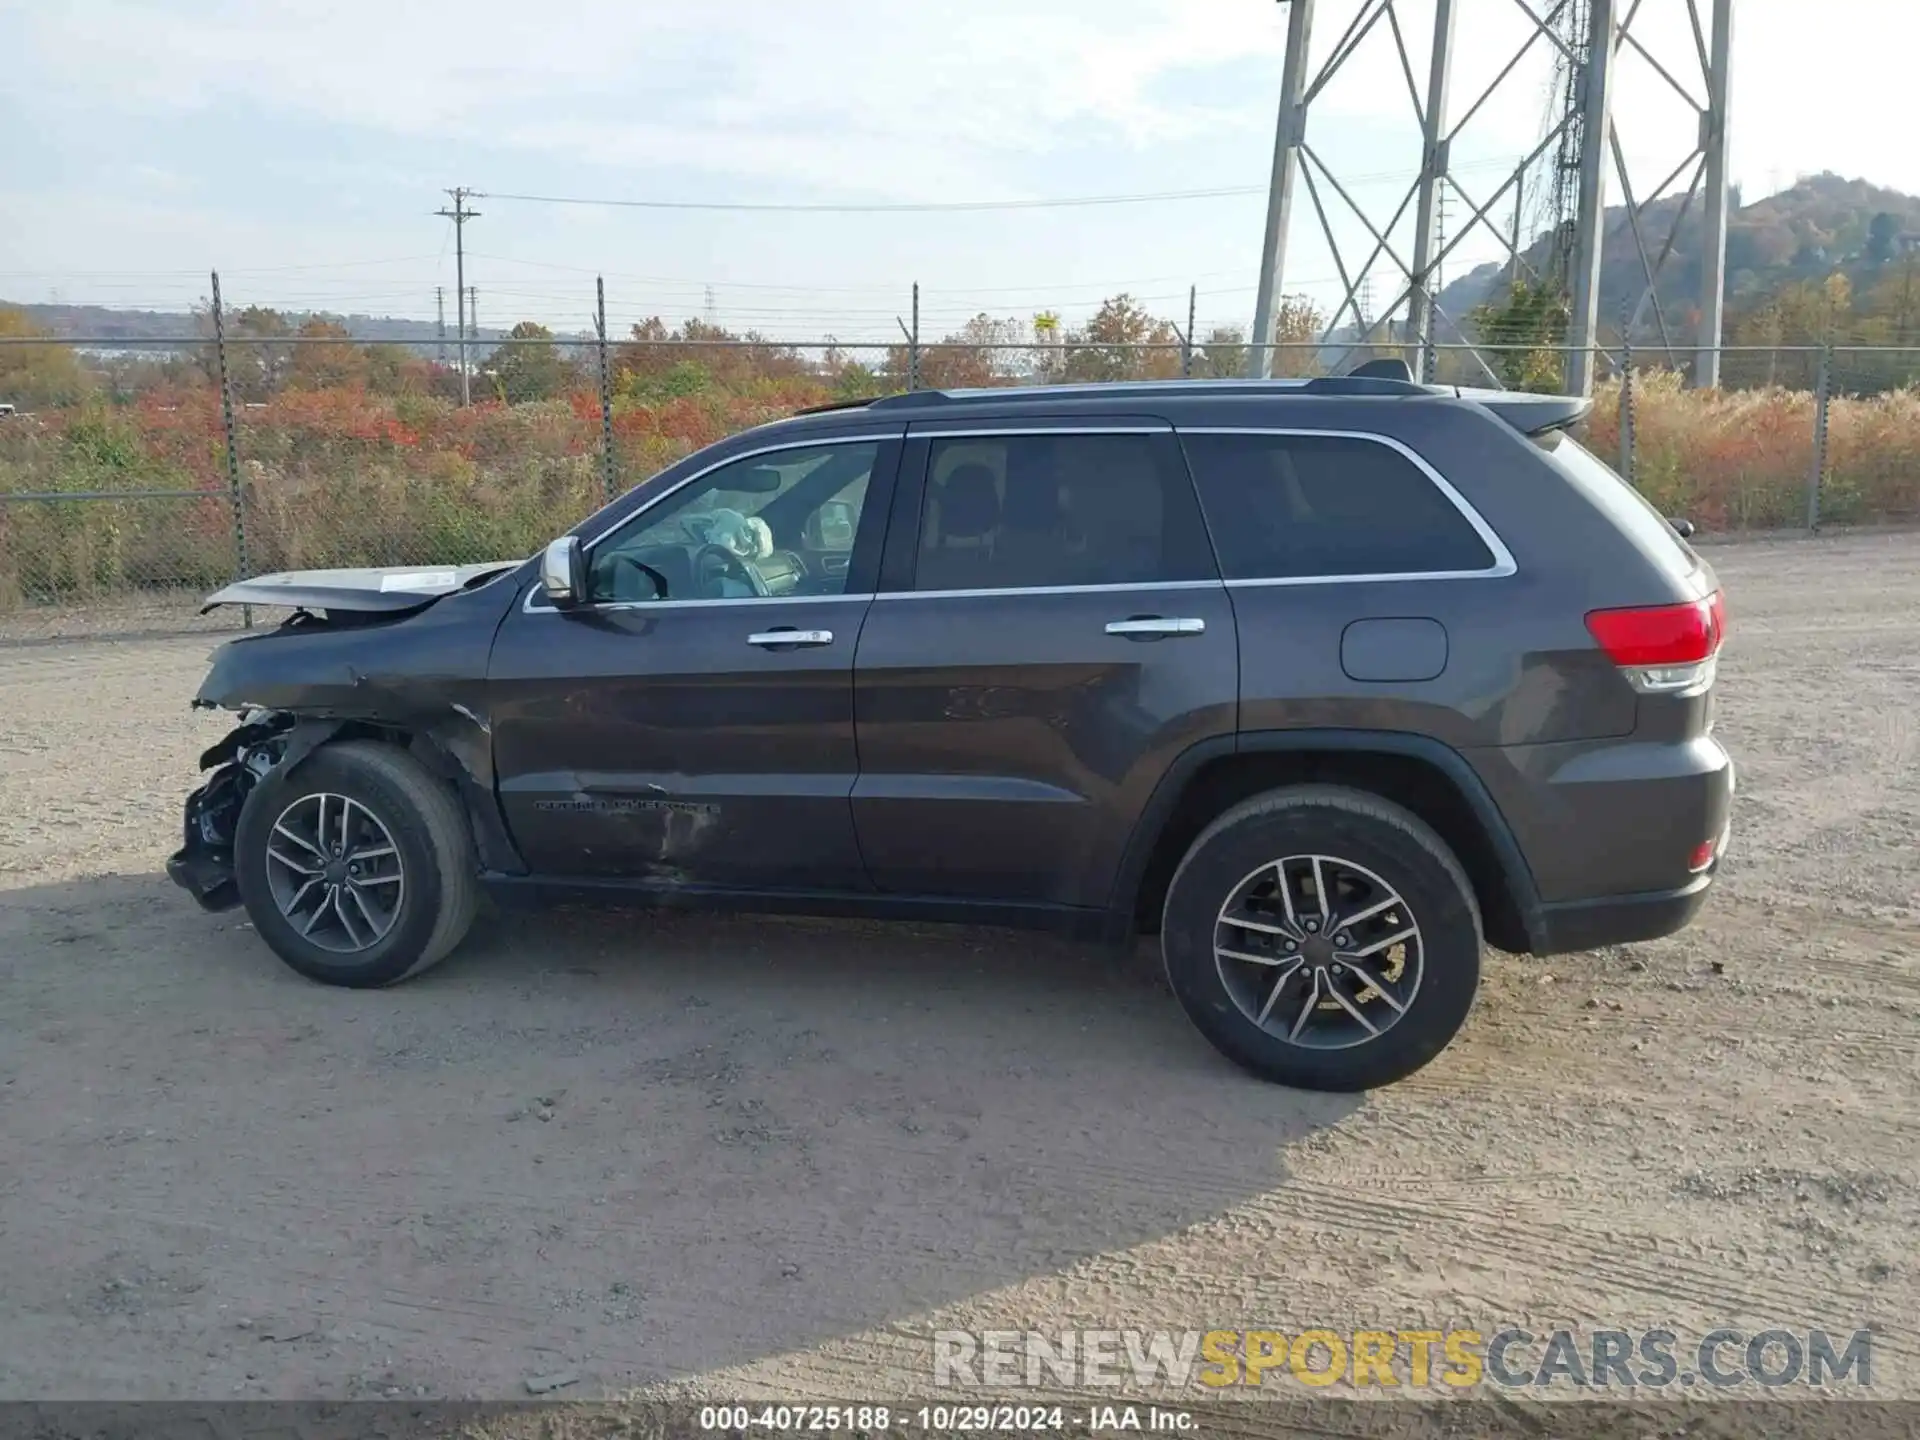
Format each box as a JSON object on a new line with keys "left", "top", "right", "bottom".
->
{"left": 0, "top": 532, "right": 1914, "bottom": 1406}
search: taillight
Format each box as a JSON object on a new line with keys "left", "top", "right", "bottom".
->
{"left": 1585, "top": 590, "right": 1725, "bottom": 694}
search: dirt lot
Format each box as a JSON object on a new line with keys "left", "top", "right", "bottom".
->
{"left": 0, "top": 532, "right": 1915, "bottom": 1405}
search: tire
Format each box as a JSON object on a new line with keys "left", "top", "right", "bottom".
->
{"left": 234, "top": 739, "right": 480, "bottom": 988}
{"left": 1161, "top": 784, "right": 1482, "bottom": 1091}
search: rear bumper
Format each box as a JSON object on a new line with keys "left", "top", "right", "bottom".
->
{"left": 1471, "top": 731, "right": 1735, "bottom": 918}
{"left": 1528, "top": 755, "right": 1734, "bottom": 954}
{"left": 1533, "top": 866, "right": 1717, "bottom": 953}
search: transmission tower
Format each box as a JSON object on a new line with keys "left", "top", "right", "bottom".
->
{"left": 1247, "top": 0, "right": 1734, "bottom": 394}
{"left": 1546, "top": 0, "right": 1591, "bottom": 295}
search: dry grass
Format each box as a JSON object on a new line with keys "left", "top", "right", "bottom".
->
{"left": 0, "top": 385, "right": 819, "bottom": 605}
{"left": 1588, "top": 370, "right": 1920, "bottom": 529}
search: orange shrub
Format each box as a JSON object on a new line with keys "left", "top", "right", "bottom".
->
{"left": 1589, "top": 371, "right": 1920, "bottom": 529}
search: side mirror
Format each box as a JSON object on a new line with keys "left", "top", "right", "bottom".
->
{"left": 541, "top": 535, "right": 588, "bottom": 607}
{"left": 1668, "top": 516, "right": 1696, "bottom": 539}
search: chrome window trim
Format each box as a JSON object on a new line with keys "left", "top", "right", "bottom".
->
{"left": 911, "top": 423, "right": 1174, "bottom": 437}
{"left": 524, "top": 586, "right": 875, "bottom": 616}
{"left": 877, "top": 578, "right": 1224, "bottom": 603}
{"left": 1176, "top": 425, "right": 1518, "bottom": 584}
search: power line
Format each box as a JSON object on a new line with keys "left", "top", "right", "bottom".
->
{"left": 462, "top": 249, "right": 1265, "bottom": 299}
{"left": 475, "top": 184, "right": 1267, "bottom": 214}
{"left": 0, "top": 256, "right": 441, "bottom": 278}
{"left": 474, "top": 159, "right": 1523, "bottom": 217}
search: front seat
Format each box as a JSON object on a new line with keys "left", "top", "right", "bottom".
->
{"left": 994, "top": 440, "right": 1065, "bottom": 587}
{"left": 915, "top": 463, "right": 1002, "bottom": 591}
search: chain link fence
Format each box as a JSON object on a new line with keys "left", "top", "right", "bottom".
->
{"left": 4, "top": 308, "right": 1918, "bottom": 638}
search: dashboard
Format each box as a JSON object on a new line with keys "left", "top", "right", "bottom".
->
{"left": 593, "top": 540, "right": 850, "bottom": 603}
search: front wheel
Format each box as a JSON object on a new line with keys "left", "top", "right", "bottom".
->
{"left": 234, "top": 740, "right": 479, "bottom": 988}
{"left": 1161, "top": 785, "right": 1482, "bottom": 1091}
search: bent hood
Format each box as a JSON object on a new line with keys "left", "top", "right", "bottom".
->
{"left": 201, "top": 562, "right": 520, "bottom": 614}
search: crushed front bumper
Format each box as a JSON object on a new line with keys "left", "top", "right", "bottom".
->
{"left": 165, "top": 712, "right": 296, "bottom": 914}
{"left": 166, "top": 766, "right": 249, "bottom": 912}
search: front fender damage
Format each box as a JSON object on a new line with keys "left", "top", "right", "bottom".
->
{"left": 165, "top": 712, "right": 342, "bottom": 912}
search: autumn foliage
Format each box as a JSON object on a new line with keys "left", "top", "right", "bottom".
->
{"left": 0, "top": 381, "right": 826, "bottom": 605}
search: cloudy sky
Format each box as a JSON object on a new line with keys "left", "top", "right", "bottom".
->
{"left": 0, "top": 0, "right": 1902, "bottom": 341}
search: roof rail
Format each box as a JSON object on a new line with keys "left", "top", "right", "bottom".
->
{"left": 868, "top": 389, "right": 949, "bottom": 409}
{"left": 792, "top": 389, "right": 958, "bottom": 415}
{"left": 1300, "top": 374, "right": 1432, "bottom": 397}
{"left": 790, "top": 377, "right": 1589, "bottom": 433}
{"left": 791, "top": 396, "right": 877, "bottom": 416}
{"left": 1349, "top": 357, "right": 1415, "bottom": 383}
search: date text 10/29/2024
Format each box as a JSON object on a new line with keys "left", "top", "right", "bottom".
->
{"left": 699, "top": 1405, "right": 1195, "bottom": 1433}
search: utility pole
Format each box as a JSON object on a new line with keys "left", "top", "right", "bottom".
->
{"left": 1184, "top": 284, "right": 1197, "bottom": 377}
{"left": 435, "top": 287, "right": 447, "bottom": 367}
{"left": 1507, "top": 172, "right": 1525, "bottom": 289}
{"left": 435, "top": 186, "right": 480, "bottom": 405}
{"left": 895, "top": 285, "right": 922, "bottom": 390}
{"left": 1899, "top": 255, "right": 1916, "bottom": 346}
{"left": 1248, "top": 0, "right": 1316, "bottom": 378}
{"left": 467, "top": 288, "right": 480, "bottom": 395}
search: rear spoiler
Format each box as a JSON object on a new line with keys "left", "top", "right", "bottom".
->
{"left": 1332, "top": 361, "right": 1592, "bottom": 435}
{"left": 1450, "top": 387, "right": 1592, "bottom": 436}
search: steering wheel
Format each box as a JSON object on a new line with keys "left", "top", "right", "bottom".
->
{"left": 692, "top": 543, "right": 769, "bottom": 598}
{"left": 608, "top": 553, "right": 672, "bottom": 602}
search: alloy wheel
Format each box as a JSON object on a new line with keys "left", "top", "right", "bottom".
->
{"left": 263, "top": 792, "right": 406, "bottom": 954}
{"left": 1213, "top": 852, "right": 1423, "bottom": 1050}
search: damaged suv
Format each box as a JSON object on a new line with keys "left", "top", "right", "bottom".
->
{"left": 169, "top": 371, "right": 1733, "bottom": 1091}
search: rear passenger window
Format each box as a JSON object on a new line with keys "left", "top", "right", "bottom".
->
{"left": 1180, "top": 432, "right": 1498, "bottom": 579}
{"left": 914, "top": 433, "right": 1216, "bottom": 592}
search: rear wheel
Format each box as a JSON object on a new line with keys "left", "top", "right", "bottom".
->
{"left": 235, "top": 740, "right": 479, "bottom": 988}
{"left": 1161, "top": 785, "right": 1482, "bottom": 1091}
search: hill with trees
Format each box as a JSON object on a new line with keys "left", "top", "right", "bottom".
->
{"left": 1443, "top": 172, "right": 1920, "bottom": 380}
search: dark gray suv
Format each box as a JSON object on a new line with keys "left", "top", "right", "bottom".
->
{"left": 168, "top": 372, "right": 1734, "bottom": 1091}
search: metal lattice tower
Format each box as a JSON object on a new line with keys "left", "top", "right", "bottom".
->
{"left": 1246, "top": 0, "right": 1735, "bottom": 394}
{"left": 1547, "top": 0, "right": 1591, "bottom": 292}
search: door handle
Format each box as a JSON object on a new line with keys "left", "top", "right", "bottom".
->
{"left": 747, "top": 628, "right": 834, "bottom": 648}
{"left": 1105, "top": 616, "right": 1206, "bottom": 638}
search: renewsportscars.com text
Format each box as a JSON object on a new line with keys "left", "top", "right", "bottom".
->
{"left": 933, "top": 1327, "right": 1873, "bottom": 1391}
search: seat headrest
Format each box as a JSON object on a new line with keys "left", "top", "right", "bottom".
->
{"left": 1001, "top": 443, "right": 1060, "bottom": 531}
{"left": 937, "top": 463, "right": 1002, "bottom": 540}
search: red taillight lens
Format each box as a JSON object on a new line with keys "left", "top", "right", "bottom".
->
{"left": 1585, "top": 592, "right": 1724, "bottom": 667}
{"left": 1687, "top": 838, "right": 1718, "bottom": 872}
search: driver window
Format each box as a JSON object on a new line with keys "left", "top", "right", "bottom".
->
{"left": 586, "top": 441, "right": 879, "bottom": 604}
